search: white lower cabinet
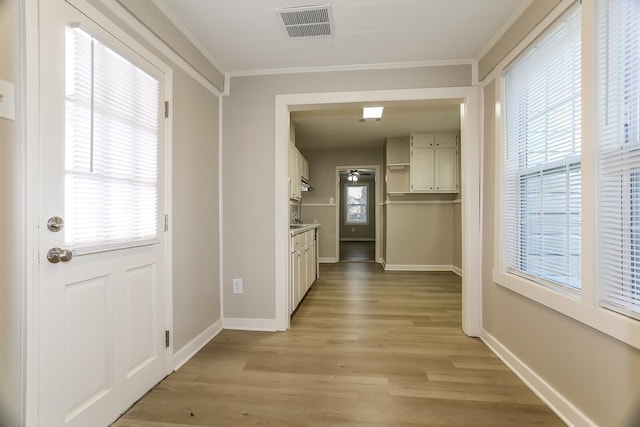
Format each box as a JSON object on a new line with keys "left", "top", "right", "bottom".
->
{"left": 290, "top": 228, "right": 318, "bottom": 314}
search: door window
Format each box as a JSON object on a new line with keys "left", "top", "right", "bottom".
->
{"left": 65, "top": 26, "right": 161, "bottom": 254}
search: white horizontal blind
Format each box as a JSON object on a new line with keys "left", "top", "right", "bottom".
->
{"left": 65, "top": 26, "right": 161, "bottom": 254}
{"left": 598, "top": 0, "right": 640, "bottom": 320}
{"left": 345, "top": 184, "right": 368, "bottom": 224}
{"left": 502, "top": 4, "right": 582, "bottom": 293}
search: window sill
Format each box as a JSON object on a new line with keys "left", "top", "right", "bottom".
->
{"left": 492, "top": 270, "right": 640, "bottom": 351}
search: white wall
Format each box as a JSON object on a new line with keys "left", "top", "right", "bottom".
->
{"left": 222, "top": 64, "right": 472, "bottom": 321}
{"left": 0, "top": 0, "right": 23, "bottom": 424}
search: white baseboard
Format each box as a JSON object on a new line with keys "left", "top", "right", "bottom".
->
{"left": 172, "top": 318, "right": 223, "bottom": 371}
{"left": 319, "top": 257, "right": 338, "bottom": 263}
{"left": 339, "top": 238, "right": 375, "bottom": 242}
{"left": 451, "top": 265, "right": 462, "bottom": 277}
{"left": 223, "top": 317, "right": 277, "bottom": 331}
{"left": 480, "top": 330, "right": 596, "bottom": 427}
{"left": 383, "top": 264, "right": 455, "bottom": 272}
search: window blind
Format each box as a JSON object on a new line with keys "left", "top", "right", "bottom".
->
{"left": 598, "top": 0, "right": 640, "bottom": 320}
{"left": 345, "top": 184, "right": 368, "bottom": 225}
{"left": 502, "top": 4, "right": 582, "bottom": 293}
{"left": 65, "top": 26, "right": 161, "bottom": 254}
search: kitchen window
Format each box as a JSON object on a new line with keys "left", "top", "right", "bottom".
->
{"left": 501, "top": 3, "right": 582, "bottom": 295}
{"left": 345, "top": 184, "right": 368, "bottom": 225}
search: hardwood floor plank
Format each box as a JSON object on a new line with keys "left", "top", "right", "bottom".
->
{"left": 113, "top": 263, "right": 565, "bottom": 427}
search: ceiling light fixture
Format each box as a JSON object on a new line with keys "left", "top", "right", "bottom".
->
{"left": 361, "top": 106, "right": 384, "bottom": 122}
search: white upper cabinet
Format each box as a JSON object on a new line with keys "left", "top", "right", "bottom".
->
{"left": 434, "top": 133, "right": 458, "bottom": 192}
{"left": 288, "top": 144, "right": 301, "bottom": 200}
{"left": 410, "top": 133, "right": 435, "bottom": 192}
{"left": 409, "top": 132, "right": 459, "bottom": 193}
{"left": 299, "top": 151, "right": 309, "bottom": 181}
{"left": 288, "top": 144, "right": 310, "bottom": 200}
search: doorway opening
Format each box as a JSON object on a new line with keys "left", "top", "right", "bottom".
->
{"left": 338, "top": 167, "right": 377, "bottom": 263}
{"left": 275, "top": 87, "right": 481, "bottom": 335}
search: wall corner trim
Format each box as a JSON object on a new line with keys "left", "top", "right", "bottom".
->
{"left": 172, "top": 319, "right": 223, "bottom": 371}
{"left": 223, "top": 318, "right": 277, "bottom": 332}
{"left": 480, "top": 330, "right": 597, "bottom": 427}
{"left": 451, "top": 265, "right": 462, "bottom": 277}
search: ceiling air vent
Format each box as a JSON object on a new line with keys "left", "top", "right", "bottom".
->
{"left": 276, "top": 4, "right": 333, "bottom": 38}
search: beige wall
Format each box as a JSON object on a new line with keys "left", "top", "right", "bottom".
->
{"left": 171, "top": 70, "right": 221, "bottom": 351}
{"left": 478, "top": 0, "right": 562, "bottom": 80}
{"left": 385, "top": 203, "right": 454, "bottom": 266}
{"left": 299, "top": 206, "right": 335, "bottom": 260}
{"left": 480, "top": 11, "right": 640, "bottom": 426}
{"left": 222, "top": 65, "right": 472, "bottom": 320}
{"left": 0, "top": 0, "right": 23, "bottom": 424}
{"left": 115, "top": 0, "right": 224, "bottom": 92}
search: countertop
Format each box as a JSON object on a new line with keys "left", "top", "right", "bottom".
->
{"left": 290, "top": 223, "right": 320, "bottom": 236}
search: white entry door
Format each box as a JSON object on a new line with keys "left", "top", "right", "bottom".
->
{"left": 37, "top": 1, "right": 171, "bottom": 426}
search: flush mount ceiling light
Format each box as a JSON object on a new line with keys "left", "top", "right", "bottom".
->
{"left": 276, "top": 4, "right": 333, "bottom": 38}
{"left": 361, "top": 106, "right": 384, "bottom": 122}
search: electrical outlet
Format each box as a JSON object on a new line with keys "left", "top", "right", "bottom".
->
{"left": 329, "top": 197, "right": 334, "bottom": 204}
{"left": 351, "top": 227, "right": 355, "bottom": 232}
{"left": 232, "top": 278, "right": 243, "bottom": 294}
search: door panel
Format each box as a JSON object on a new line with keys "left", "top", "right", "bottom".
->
{"left": 37, "top": 1, "right": 170, "bottom": 425}
{"left": 65, "top": 276, "right": 112, "bottom": 418}
{"left": 126, "top": 265, "right": 157, "bottom": 376}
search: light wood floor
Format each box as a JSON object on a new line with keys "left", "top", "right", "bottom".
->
{"left": 114, "top": 263, "right": 565, "bottom": 427}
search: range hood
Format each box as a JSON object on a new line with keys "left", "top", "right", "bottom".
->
{"left": 301, "top": 177, "right": 314, "bottom": 192}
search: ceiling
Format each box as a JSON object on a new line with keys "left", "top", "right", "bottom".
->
{"left": 157, "top": 0, "right": 528, "bottom": 74}
{"left": 155, "top": 1, "right": 524, "bottom": 150}
{"left": 292, "top": 101, "right": 461, "bottom": 150}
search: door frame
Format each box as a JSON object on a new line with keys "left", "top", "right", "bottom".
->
{"left": 335, "top": 165, "right": 381, "bottom": 263}
{"left": 23, "top": 0, "right": 174, "bottom": 424}
{"left": 275, "top": 87, "right": 482, "bottom": 335}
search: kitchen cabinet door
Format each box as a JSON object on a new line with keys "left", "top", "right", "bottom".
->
{"left": 408, "top": 133, "right": 458, "bottom": 193}
{"left": 434, "top": 133, "right": 458, "bottom": 192}
{"left": 410, "top": 134, "right": 435, "bottom": 192}
{"left": 300, "top": 153, "right": 309, "bottom": 181}
{"left": 288, "top": 144, "right": 301, "bottom": 200}
{"left": 308, "top": 236, "right": 317, "bottom": 289}
{"left": 435, "top": 146, "right": 458, "bottom": 191}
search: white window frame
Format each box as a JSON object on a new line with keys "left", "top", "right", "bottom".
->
{"left": 500, "top": 2, "right": 583, "bottom": 295}
{"left": 344, "top": 183, "right": 369, "bottom": 225}
{"left": 596, "top": 0, "right": 640, "bottom": 321}
{"left": 490, "top": 0, "right": 640, "bottom": 351}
